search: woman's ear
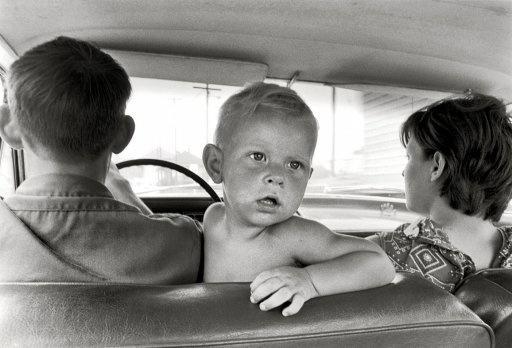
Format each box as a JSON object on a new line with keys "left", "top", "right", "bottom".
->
{"left": 430, "top": 151, "right": 446, "bottom": 182}
{"left": 202, "top": 143, "right": 223, "bottom": 184}
{"left": 0, "top": 104, "right": 24, "bottom": 149}
{"left": 111, "top": 115, "right": 135, "bottom": 154}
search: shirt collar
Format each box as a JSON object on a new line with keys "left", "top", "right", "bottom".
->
{"left": 404, "top": 217, "right": 460, "bottom": 252}
{"left": 497, "top": 226, "right": 512, "bottom": 248}
{"left": 14, "top": 174, "right": 113, "bottom": 198}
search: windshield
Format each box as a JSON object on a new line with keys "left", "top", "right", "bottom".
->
{"left": 114, "top": 77, "right": 446, "bottom": 200}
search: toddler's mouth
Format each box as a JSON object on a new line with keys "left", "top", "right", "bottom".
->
{"left": 257, "top": 196, "right": 280, "bottom": 207}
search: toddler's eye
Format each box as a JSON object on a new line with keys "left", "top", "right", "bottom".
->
{"left": 250, "top": 152, "right": 266, "bottom": 162}
{"left": 289, "top": 161, "right": 302, "bottom": 170}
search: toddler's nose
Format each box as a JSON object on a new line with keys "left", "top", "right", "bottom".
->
{"left": 264, "top": 175, "right": 284, "bottom": 187}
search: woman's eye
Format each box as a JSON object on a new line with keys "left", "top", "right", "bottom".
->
{"left": 289, "top": 161, "right": 302, "bottom": 170}
{"left": 250, "top": 152, "right": 266, "bottom": 162}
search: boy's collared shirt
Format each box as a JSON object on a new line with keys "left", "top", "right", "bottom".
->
{"left": 378, "top": 217, "right": 512, "bottom": 292}
{"left": 0, "top": 173, "right": 201, "bottom": 284}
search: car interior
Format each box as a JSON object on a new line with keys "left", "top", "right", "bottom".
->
{"left": 0, "top": 0, "right": 511, "bottom": 346}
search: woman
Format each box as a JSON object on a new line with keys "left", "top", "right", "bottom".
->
{"left": 369, "top": 93, "right": 512, "bottom": 292}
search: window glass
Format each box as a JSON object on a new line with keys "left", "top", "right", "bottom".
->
{"left": 115, "top": 78, "right": 238, "bottom": 197}
{"left": 116, "top": 77, "right": 445, "bottom": 201}
{"left": 0, "top": 142, "right": 13, "bottom": 197}
{"left": 290, "top": 81, "right": 441, "bottom": 196}
{"left": 0, "top": 73, "right": 14, "bottom": 197}
{"left": 0, "top": 38, "right": 16, "bottom": 69}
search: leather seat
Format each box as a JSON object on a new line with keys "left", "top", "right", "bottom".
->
{"left": 455, "top": 268, "right": 512, "bottom": 348}
{"left": 0, "top": 273, "right": 492, "bottom": 347}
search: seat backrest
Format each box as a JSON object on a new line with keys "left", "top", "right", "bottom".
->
{"left": 0, "top": 273, "right": 492, "bottom": 347}
{"left": 455, "top": 268, "right": 512, "bottom": 348}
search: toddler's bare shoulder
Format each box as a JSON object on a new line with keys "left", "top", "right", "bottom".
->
{"left": 203, "top": 202, "right": 225, "bottom": 233}
{"left": 204, "top": 202, "right": 224, "bottom": 218}
{"left": 275, "top": 215, "right": 331, "bottom": 236}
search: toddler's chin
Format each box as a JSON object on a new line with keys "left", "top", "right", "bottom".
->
{"left": 246, "top": 213, "right": 288, "bottom": 228}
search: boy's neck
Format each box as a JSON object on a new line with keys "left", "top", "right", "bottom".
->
{"left": 23, "top": 148, "right": 110, "bottom": 184}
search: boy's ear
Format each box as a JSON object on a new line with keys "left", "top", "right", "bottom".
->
{"left": 0, "top": 104, "right": 24, "bottom": 149}
{"left": 430, "top": 151, "right": 446, "bottom": 182}
{"left": 202, "top": 143, "right": 223, "bottom": 184}
{"left": 111, "top": 115, "right": 135, "bottom": 154}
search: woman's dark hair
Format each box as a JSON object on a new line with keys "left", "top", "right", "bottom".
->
{"left": 400, "top": 93, "right": 512, "bottom": 221}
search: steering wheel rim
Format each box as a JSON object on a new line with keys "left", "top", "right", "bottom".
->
{"left": 116, "top": 158, "right": 221, "bottom": 202}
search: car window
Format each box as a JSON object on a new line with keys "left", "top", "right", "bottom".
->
{"left": 0, "top": 72, "right": 14, "bottom": 197}
{"left": 115, "top": 76, "right": 446, "bottom": 201}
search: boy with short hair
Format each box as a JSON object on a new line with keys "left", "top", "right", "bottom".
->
{"left": 202, "top": 82, "right": 395, "bottom": 316}
{"left": 0, "top": 36, "right": 201, "bottom": 284}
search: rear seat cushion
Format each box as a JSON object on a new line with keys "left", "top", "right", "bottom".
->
{"left": 455, "top": 268, "right": 512, "bottom": 348}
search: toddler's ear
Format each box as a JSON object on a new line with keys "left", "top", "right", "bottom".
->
{"left": 0, "top": 104, "right": 23, "bottom": 149}
{"left": 203, "top": 143, "right": 223, "bottom": 183}
{"left": 112, "top": 115, "right": 135, "bottom": 154}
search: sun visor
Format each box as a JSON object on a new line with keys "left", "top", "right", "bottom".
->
{"left": 105, "top": 50, "right": 268, "bottom": 86}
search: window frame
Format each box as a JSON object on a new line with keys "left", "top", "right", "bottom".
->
{"left": 0, "top": 66, "right": 23, "bottom": 193}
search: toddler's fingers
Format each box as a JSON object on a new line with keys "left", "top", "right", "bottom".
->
{"left": 282, "top": 294, "right": 305, "bottom": 316}
{"left": 259, "top": 287, "right": 293, "bottom": 311}
{"left": 250, "top": 270, "right": 276, "bottom": 292}
{"left": 250, "top": 277, "right": 284, "bottom": 303}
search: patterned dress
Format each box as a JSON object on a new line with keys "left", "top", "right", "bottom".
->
{"left": 377, "top": 218, "right": 512, "bottom": 292}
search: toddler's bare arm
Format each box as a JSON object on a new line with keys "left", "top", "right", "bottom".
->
{"left": 250, "top": 218, "right": 395, "bottom": 316}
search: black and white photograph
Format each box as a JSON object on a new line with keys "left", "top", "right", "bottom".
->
{"left": 0, "top": 1, "right": 511, "bottom": 346}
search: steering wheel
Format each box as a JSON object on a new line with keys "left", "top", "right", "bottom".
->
{"left": 116, "top": 158, "right": 221, "bottom": 202}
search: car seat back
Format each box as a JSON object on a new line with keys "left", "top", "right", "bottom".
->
{"left": 0, "top": 273, "right": 493, "bottom": 347}
{"left": 455, "top": 268, "right": 512, "bottom": 348}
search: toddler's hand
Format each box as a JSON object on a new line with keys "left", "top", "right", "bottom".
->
{"left": 249, "top": 266, "right": 319, "bottom": 316}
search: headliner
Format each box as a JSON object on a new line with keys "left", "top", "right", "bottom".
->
{"left": 0, "top": 0, "right": 511, "bottom": 97}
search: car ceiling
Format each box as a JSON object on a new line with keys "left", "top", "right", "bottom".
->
{"left": 0, "top": 0, "right": 511, "bottom": 97}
